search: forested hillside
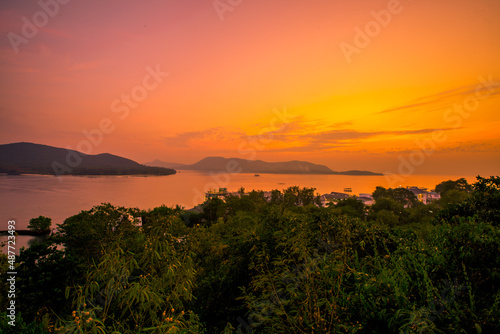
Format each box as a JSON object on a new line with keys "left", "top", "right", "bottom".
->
{"left": 0, "top": 143, "right": 176, "bottom": 176}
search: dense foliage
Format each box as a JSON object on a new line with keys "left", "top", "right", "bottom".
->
{"left": 28, "top": 216, "right": 52, "bottom": 234}
{"left": 1, "top": 176, "right": 499, "bottom": 333}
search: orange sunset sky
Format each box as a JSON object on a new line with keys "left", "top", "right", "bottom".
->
{"left": 1, "top": 0, "right": 499, "bottom": 176}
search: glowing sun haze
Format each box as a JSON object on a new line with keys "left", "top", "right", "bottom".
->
{"left": 1, "top": 0, "right": 499, "bottom": 175}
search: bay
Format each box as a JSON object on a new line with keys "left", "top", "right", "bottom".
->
{"left": 0, "top": 171, "right": 476, "bottom": 253}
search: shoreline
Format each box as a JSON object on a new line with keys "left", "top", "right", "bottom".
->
{"left": 0, "top": 229, "right": 51, "bottom": 236}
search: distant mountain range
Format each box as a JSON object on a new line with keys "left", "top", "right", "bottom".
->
{"left": 0, "top": 143, "right": 382, "bottom": 177}
{"left": 0, "top": 143, "right": 176, "bottom": 176}
{"left": 145, "top": 157, "right": 382, "bottom": 176}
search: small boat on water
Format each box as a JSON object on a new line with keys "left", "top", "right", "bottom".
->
{"left": 254, "top": 174, "right": 260, "bottom": 177}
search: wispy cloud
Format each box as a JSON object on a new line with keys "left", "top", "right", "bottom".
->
{"left": 376, "top": 79, "right": 500, "bottom": 115}
{"left": 163, "top": 127, "right": 245, "bottom": 148}
{"left": 262, "top": 127, "right": 457, "bottom": 153}
{"left": 384, "top": 138, "right": 500, "bottom": 155}
{"left": 163, "top": 118, "right": 457, "bottom": 154}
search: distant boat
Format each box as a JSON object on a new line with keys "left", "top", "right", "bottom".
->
{"left": 344, "top": 187, "right": 352, "bottom": 193}
{"left": 254, "top": 174, "right": 260, "bottom": 177}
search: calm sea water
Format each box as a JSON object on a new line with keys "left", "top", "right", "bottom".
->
{"left": 0, "top": 171, "right": 476, "bottom": 253}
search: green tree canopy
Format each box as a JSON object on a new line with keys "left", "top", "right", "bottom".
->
{"left": 57, "top": 203, "right": 140, "bottom": 263}
{"left": 435, "top": 177, "right": 472, "bottom": 196}
{"left": 335, "top": 197, "right": 365, "bottom": 218}
{"left": 439, "top": 189, "right": 468, "bottom": 206}
{"left": 437, "top": 176, "right": 500, "bottom": 225}
{"left": 28, "top": 216, "right": 52, "bottom": 233}
{"left": 372, "top": 186, "right": 418, "bottom": 207}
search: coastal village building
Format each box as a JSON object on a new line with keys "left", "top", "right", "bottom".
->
{"left": 205, "top": 189, "right": 273, "bottom": 201}
{"left": 357, "top": 193, "right": 375, "bottom": 206}
{"left": 319, "top": 192, "right": 351, "bottom": 206}
{"left": 406, "top": 186, "right": 440, "bottom": 205}
{"left": 205, "top": 188, "right": 229, "bottom": 200}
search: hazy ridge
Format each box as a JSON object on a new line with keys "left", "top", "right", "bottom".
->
{"left": 146, "top": 156, "right": 382, "bottom": 175}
